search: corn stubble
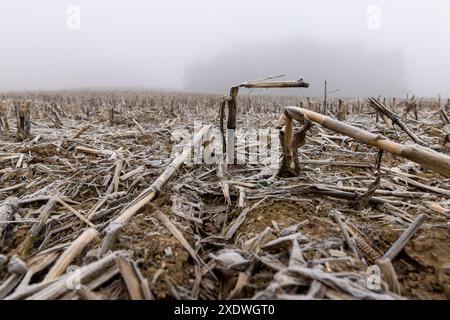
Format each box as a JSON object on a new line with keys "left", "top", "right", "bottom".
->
{"left": 0, "top": 84, "right": 449, "bottom": 300}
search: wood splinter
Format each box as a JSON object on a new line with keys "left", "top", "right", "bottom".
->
{"left": 277, "top": 112, "right": 313, "bottom": 177}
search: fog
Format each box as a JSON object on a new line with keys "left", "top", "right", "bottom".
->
{"left": 184, "top": 37, "right": 407, "bottom": 97}
{"left": 0, "top": 0, "right": 449, "bottom": 96}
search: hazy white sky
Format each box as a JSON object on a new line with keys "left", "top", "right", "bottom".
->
{"left": 0, "top": 0, "right": 449, "bottom": 95}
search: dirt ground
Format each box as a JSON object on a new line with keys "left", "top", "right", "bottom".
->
{"left": 1, "top": 91, "right": 449, "bottom": 300}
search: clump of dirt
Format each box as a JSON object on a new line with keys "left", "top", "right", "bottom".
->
{"left": 18, "top": 143, "right": 69, "bottom": 159}
{"left": 396, "top": 227, "right": 450, "bottom": 299}
{"left": 136, "top": 134, "right": 157, "bottom": 146}
{"left": 240, "top": 200, "right": 337, "bottom": 240}
{"left": 2, "top": 225, "right": 28, "bottom": 254}
{"left": 112, "top": 193, "right": 195, "bottom": 299}
{"left": 372, "top": 221, "right": 450, "bottom": 300}
{"left": 136, "top": 131, "right": 172, "bottom": 149}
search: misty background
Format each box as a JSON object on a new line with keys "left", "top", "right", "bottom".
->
{"left": 0, "top": 0, "right": 449, "bottom": 97}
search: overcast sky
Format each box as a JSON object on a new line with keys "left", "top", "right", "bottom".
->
{"left": 0, "top": 0, "right": 449, "bottom": 96}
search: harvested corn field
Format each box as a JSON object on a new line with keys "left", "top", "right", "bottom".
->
{"left": 1, "top": 88, "right": 449, "bottom": 300}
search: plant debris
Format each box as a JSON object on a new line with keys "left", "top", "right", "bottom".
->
{"left": 1, "top": 88, "right": 449, "bottom": 300}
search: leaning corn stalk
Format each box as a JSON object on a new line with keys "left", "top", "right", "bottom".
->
{"left": 368, "top": 97, "right": 426, "bottom": 146}
{"left": 282, "top": 106, "right": 450, "bottom": 177}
